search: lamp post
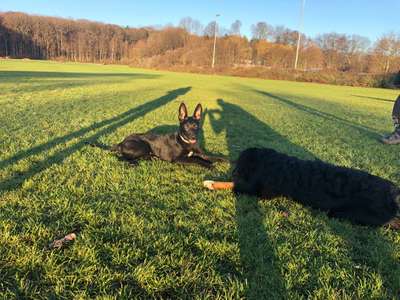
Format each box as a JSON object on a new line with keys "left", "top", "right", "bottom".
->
{"left": 294, "top": 0, "right": 305, "bottom": 69}
{"left": 211, "top": 14, "right": 220, "bottom": 69}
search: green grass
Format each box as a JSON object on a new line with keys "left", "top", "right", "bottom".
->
{"left": 1, "top": 59, "right": 399, "bottom": 299}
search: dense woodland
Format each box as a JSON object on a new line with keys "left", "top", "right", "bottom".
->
{"left": 1, "top": 12, "right": 399, "bottom": 87}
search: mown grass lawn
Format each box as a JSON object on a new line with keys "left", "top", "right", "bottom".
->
{"left": 0, "top": 59, "right": 399, "bottom": 299}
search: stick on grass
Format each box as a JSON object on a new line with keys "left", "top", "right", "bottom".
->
{"left": 47, "top": 232, "right": 77, "bottom": 250}
{"left": 203, "top": 180, "right": 234, "bottom": 191}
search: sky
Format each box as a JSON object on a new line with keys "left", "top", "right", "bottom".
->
{"left": 1, "top": 0, "right": 398, "bottom": 42}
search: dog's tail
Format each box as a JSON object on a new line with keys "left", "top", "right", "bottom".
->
{"left": 87, "top": 141, "right": 121, "bottom": 152}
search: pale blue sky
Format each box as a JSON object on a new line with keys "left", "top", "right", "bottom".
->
{"left": 1, "top": 1, "right": 398, "bottom": 41}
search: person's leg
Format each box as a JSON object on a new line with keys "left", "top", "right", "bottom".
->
{"left": 391, "top": 95, "right": 400, "bottom": 129}
{"left": 382, "top": 95, "right": 400, "bottom": 144}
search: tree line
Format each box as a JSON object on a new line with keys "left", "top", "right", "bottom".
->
{"left": 1, "top": 12, "right": 399, "bottom": 87}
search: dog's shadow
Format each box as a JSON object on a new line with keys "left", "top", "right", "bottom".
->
{"left": 204, "top": 98, "right": 400, "bottom": 298}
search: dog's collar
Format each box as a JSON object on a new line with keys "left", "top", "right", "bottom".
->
{"left": 179, "top": 134, "right": 197, "bottom": 144}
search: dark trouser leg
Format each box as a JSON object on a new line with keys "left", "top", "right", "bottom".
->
{"left": 392, "top": 95, "right": 400, "bottom": 131}
{"left": 382, "top": 95, "right": 400, "bottom": 144}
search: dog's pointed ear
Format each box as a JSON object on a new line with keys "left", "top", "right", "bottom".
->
{"left": 193, "top": 103, "right": 203, "bottom": 120}
{"left": 178, "top": 102, "right": 188, "bottom": 122}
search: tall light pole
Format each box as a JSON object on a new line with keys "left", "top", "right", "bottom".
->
{"left": 211, "top": 14, "right": 220, "bottom": 69}
{"left": 294, "top": 0, "right": 305, "bottom": 69}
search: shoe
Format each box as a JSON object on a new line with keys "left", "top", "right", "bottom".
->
{"left": 381, "top": 130, "right": 400, "bottom": 144}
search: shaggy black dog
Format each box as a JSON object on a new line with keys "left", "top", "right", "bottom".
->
{"left": 232, "top": 148, "right": 400, "bottom": 229}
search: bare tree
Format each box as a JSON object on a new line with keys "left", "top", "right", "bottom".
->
{"left": 179, "top": 17, "right": 192, "bottom": 32}
{"left": 315, "top": 32, "right": 348, "bottom": 70}
{"left": 374, "top": 32, "right": 400, "bottom": 73}
{"left": 179, "top": 17, "right": 203, "bottom": 35}
{"left": 0, "top": 11, "right": 152, "bottom": 62}
{"left": 272, "top": 25, "right": 298, "bottom": 46}
{"left": 251, "top": 22, "right": 270, "bottom": 40}
{"left": 230, "top": 20, "right": 242, "bottom": 36}
{"left": 348, "top": 34, "right": 370, "bottom": 54}
{"left": 191, "top": 20, "right": 203, "bottom": 36}
{"left": 203, "top": 21, "right": 217, "bottom": 38}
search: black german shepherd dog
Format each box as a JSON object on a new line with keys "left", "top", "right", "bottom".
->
{"left": 205, "top": 147, "right": 400, "bottom": 229}
{"left": 101, "top": 103, "right": 225, "bottom": 168}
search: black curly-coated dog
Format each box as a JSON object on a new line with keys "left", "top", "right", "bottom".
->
{"left": 204, "top": 147, "right": 400, "bottom": 229}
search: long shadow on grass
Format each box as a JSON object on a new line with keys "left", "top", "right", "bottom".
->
{"left": 0, "top": 70, "right": 160, "bottom": 94}
{"left": 207, "top": 99, "right": 399, "bottom": 298}
{"left": 324, "top": 221, "right": 400, "bottom": 297}
{"left": 351, "top": 94, "right": 396, "bottom": 103}
{"left": 0, "top": 88, "right": 188, "bottom": 171}
{"left": 255, "top": 90, "right": 381, "bottom": 138}
{"left": 207, "top": 99, "right": 318, "bottom": 299}
{"left": 0, "top": 262, "right": 58, "bottom": 298}
{"left": 0, "top": 87, "right": 190, "bottom": 194}
{"left": 0, "top": 70, "right": 160, "bottom": 80}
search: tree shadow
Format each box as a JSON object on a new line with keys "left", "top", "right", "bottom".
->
{"left": 324, "top": 220, "right": 400, "bottom": 297}
{"left": 0, "top": 71, "right": 160, "bottom": 80}
{"left": 207, "top": 99, "right": 315, "bottom": 161}
{"left": 255, "top": 90, "right": 381, "bottom": 138}
{"left": 0, "top": 70, "right": 161, "bottom": 94}
{"left": 206, "top": 99, "right": 317, "bottom": 298}
{"left": 0, "top": 22, "right": 39, "bottom": 58}
{"left": 0, "top": 87, "right": 191, "bottom": 194}
{"left": 206, "top": 99, "right": 400, "bottom": 298}
{"left": 0, "top": 263, "right": 58, "bottom": 298}
{"left": 351, "top": 94, "right": 396, "bottom": 103}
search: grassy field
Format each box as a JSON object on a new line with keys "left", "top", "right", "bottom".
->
{"left": 0, "top": 59, "right": 399, "bottom": 299}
